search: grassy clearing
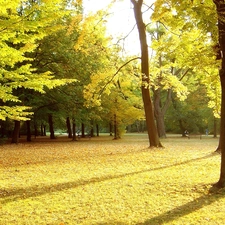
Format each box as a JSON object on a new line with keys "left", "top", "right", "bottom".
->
{"left": 0, "top": 134, "right": 224, "bottom": 225}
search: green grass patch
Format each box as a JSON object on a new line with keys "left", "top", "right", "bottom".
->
{"left": 0, "top": 134, "right": 224, "bottom": 224}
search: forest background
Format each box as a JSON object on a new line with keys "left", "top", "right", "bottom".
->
{"left": 0, "top": 0, "right": 221, "bottom": 143}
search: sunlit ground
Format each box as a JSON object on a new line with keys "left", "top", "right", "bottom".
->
{"left": 0, "top": 134, "right": 223, "bottom": 225}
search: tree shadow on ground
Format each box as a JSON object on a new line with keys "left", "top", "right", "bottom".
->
{"left": 0, "top": 152, "right": 218, "bottom": 204}
{"left": 137, "top": 187, "right": 225, "bottom": 225}
{"left": 95, "top": 222, "right": 127, "bottom": 225}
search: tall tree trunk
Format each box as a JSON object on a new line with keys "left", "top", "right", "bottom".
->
{"left": 43, "top": 124, "right": 46, "bottom": 136}
{"left": 90, "top": 120, "right": 94, "bottom": 137}
{"left": 213, "top": 0, "right": 225, "bottom": 187}
{"left": 113, "top": 114, "right": 118, "bottom": 139}
{"left": 72, "top": 119, "right": 77, "bottom": 141}
{"left": 155, "top": 113, "right": 166, "bottom": 138}
{"left": 81, "top": 123, "right": 85, "bottom": 138}
{"left": 214, "top": 117, "right": 218, "bottom": 138}
{"left": 40, "top": 123, "right": 46, "bottom": 136}
{"left": 109, "top": 122, "right": 113, "bottom": 136}
{"left": 41, "top": 123, "right": 44, "bottom": 136}
{"left": 48, "top": 114, "right": 55, "bottom": 139}
{"left": 153, "top": 89, "right": 165, "bottom": 138}
{"left": 90, "top": 127, "right": 94, "bottom": 137}
{"left": 34, "top": 123, "right": 38, "bottom": 137}
{"left": 131, "top": 0, "right": 162, "bottom": 147}
{"left": 0, "top": 121, "right": 7, "bottom": 137}
{"left": 26, "top": 120, "right": 31, "bottom": 142}
{"left": 154, "top": 88, "right": 172, "bottom": 138}
{"left": 96, "top": 124, "right": 99, "bottom": 136}
{"left": 179, "top": 119, "right": 186, "bottom": 137}
{"left": 11, "top": 120, "right": 20, "bottom": 143}
{"left": 66, "top": 117, "right": 72, "bottom": 138}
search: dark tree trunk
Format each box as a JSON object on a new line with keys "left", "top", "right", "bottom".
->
{"left": 0, "top": 121, "right": 7, "bottom": 138}
{"left": 213, "top": 0, "right": 225, "bottom": 187}
{"left": 90, "top": 120, "right": 94, "bottom": 137}
{"left": 66, "top": 117, "right": 72, "bottom": 138}
{"left": 153, "top": 88, "right": 172, "bottom": 138}
{"left": 40, "top": 123, "right": 46, "bottom": 136}
{"left": 90, "top": 127, "right": 94, "bottom": 137}
{"left": 179, "top": 120, "right": 187, "bottom": 137}
{"left": 34, "top": 123, "right": 38, "bottom": 137}
{"left": 113, "top": 114, "right": 118, "bottom": 139}
{"left": 72, "top": 119, "right": 77, "bottom": 141}
{"left": 43, "top": 124, "right": 46, "bottom": 136}
{"left": 41, "top": 123, "right": 44, "bottom": 136}
{"left": 96, "top": 124, "right": 99, "bottom": 136}
{"left": 214, "top": 117, "right": 218, "bottom": 138}
{"left": 11, "top": 120, "right": 20, "bottom": 143}
{"left": 48, "top": 114, "right": 55, "bottom": 139}
{"left": 131, "top": 0, "right": 162, "bottom": 147}
{"left": 81, "top": 123, "right": 85, "bottom": 138}
{"left": 109, "top": 122, "right": 113, "bottom": 136}
{"left": 155, "top": 114, "right": 166, "bottom": 138}
{"left": 26, "top": 120, "right": 31, "bottom": 142}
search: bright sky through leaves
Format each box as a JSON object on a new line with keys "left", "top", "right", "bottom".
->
{"left": 83, "top": 0, "right": 155, "bottom": 55}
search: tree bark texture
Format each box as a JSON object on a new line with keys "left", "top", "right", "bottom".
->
{"left": 34, "top": 123, "right": 38, "bottom": 137}
{"left": 153, "top": 89, "right": 171, "bottom": 138}
{"left": 72, "top": 119, "right": 77, "bottom": 141}
{"left": 114, "top": 114, "right": 118, "bottom": 139}
{"left": 214, "top": 117, "right": 217, "bottom": 138}
{"left": 66, "top": 117, "right": 72, "bottom": 138}
{"left": 11, "top": 120, "right": 20, "bottom": 143}
{"left": 109, "top": 122, "right": 113, "bottom": 136}
{"left": 213, "top": 0, "right": 225, "bottom": 187}
{"left": 131, "top": 0, "right": 162, "bottom": 147}
{"left": 81, "top": 123, "right": 85, "bottom": 138}
{"left": 48, "top": 114, "right": 55, "bottom": 139}
{"left": 41, "top": 123, "right": 46, "bottom": 136}
{"left": 96, "top": 124, "right": 99, "bottom": 136}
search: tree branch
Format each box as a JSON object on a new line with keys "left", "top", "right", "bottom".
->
{"left": 179, "top": 68, "right": 190, "bottom": 81}
{"left": 99, "top": 57, "right": 141, "bottom": 96}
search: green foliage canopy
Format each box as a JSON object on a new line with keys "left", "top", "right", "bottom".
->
{"left": 0, "top": 0, "right": 75, "bottom": 121}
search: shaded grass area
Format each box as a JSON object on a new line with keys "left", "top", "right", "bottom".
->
{"left": 0, "top": 134, "right": 224, "bottom": 224}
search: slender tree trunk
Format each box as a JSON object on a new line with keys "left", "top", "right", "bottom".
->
{"left": 154, "top": 88, "right": 172, "bottom": 138}
{"left": 34, "top": 123, "right": 38, "bottom": 137}
{"left": 154, "top": 89, "right": 166, "bottom": 138}
{"left": 114, "top": 114, "right": 118, "bottom": 139}
{"left": 96, "top": 124, "right": 99, "bottom": 136}
{"left": 155, "top": 114, "right": 166, "bottom": 138}
{"left": 214, "top": 117, "right": 218, "bottom": 138}
{"left": 90, "top": 120, "right": 94, "bottom": 137}
{"left": 90, "top": 127, "right": 94, "bottom": 137}
{"left": 48, "top": 114, "right": 55, "bottom": 139}
{"left": 131, "top": 0, "right": 162, "bottom": 147}
{"left": 179, "top": 120, "right": 186, "bottom": 137}
{"left": 41, "top": 123, "right": 44, "bottom": 136}
{"left": 113, "top": 114, "right": 120, "bottom": 139}
{"left": 81, "top": 123, "right": 85, "bottom": 138}
{"left": 213, "top": 0, "right": 225, "bottom": 187}
{"left": 40, "top": 124, "right": 46, "bottom": 136}
{"left": 43, "top": 124, "right": 46, "bottom": 136}
{"left": 109, "top": 122, "right": 113, "bottom": 136}
{"left": 72, "top": 119, "right": 77, "bottom": 141}
{"left": 26, "top": 120, "right": 31, "bottom": 142}
{"left": 66, "top": 117, "right": 72, "bottom": 138}
{"left": 41, "top": 123, "right": 46, "bottom": 136}
{"left": 11, "top": 120, "right": 20, "bottom": 143}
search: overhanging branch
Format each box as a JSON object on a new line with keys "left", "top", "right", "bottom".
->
{"left": 99, "top": 56, "right": 141, "bottom": 96}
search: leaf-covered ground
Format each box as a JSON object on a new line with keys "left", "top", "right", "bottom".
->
{"left": 0, "top": 134, "right": 224, "bottom": 225}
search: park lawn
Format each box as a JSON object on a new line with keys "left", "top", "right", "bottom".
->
{"left": 0, "top": 134, "right": 224, "bottom": 225}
